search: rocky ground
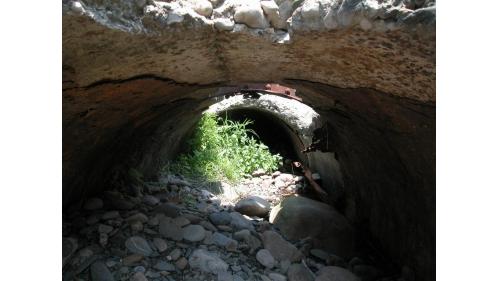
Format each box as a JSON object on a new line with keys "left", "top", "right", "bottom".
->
{"left": 63, "top": 170, "right": 410, "bottom": 281}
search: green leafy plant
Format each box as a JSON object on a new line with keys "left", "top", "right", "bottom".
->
{"left": 171, "top": 112, "right": 282, "bottom": 182}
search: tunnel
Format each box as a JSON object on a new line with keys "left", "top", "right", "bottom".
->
{"left": 217, "top": 107, "right": 301, "bottom": 163}
{"left": 62, "top": 0, "right": 436, "bottom": 280}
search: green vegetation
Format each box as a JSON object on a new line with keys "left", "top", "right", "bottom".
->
{"left": 171, "top": 112, "right": 282, "bottom": 183}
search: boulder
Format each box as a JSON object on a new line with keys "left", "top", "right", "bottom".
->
{"left": 153, "top": 237, "right": 168, "bottom": 252}
{"left": 261, "top": 1, "right": 281, "bottom": 29}
{"left": 234, "top": 1, "right": 269, "bottom": 29}
{"left": 269, "top": 272, "right": 287, "bottom": 281}
{"left": 229, "top": 212, "right": 255, "bottom": 231}
{"left": 287, "top": 263, "right": 314, "bottom": 281}
{"left": 130, "top": 272, "right": 147, "bottom": 281}
{"left": 234, "top": 196, "right": 271, "bottom": 217}
{"left": 159, "top": 217, "right": 183, "bottom": 241}
{"left": 123, "top": 254, "right": 144, "bottom": 266}
{"left": 315, "top": 266, "right": 360, "bottom": 281}
{"left": 155, "top": 203, "right": 181, "bottom": 218}
{"left": 261, "top": 231, "right": 302, "bottom": 262}
{"left": 299, "top": 0, "right": 325, "bottom": 29}
{"left": 212, "top": 232, "right": 238, "bottom": 251}
{"left": 154, "top": 260, "right": 176, "bottom": 271}
{"left": 209, "top": 211, "right": 232, "bottom": 226}
{"left": 142, "top": 195, "right": 159, "bottom": 206}
{"left": 256, "top": 249, "right": 276, "bottom": 268}
{"left": 270, "top": 195, "right": 354, "bottom": 258}
{"left": 192, "top": 0, "right": 213, "bottom": 17}
{"left": 90, "top": 261, "right": 114, "bottom": 281}
{"left": 214, "top": 18, "right": 235, "bottom": 31}
{"left": 125, "top": 236, "right": 153, "bottom": 256}
{"left": 189, "top": 249, "right": 229, "bottom": 274}
{"left": 182, "top": 224, "right": 206, "bottom": 242}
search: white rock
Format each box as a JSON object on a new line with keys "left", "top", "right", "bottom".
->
{"left": 193, "top": 0, "right": 213, "bottom": 17}
{"left": 234, "top": 2, "right": 269, "bottom": 29}
{"left": 301, "top": 0, "right": 321, "bottom": 21}
{"left": 261, "top": 1, "right": 281, "bottom": 28}
{"left": 70, "top": 1, "right": 85, "bottom": 14}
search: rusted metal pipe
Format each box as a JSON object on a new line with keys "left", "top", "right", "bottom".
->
{"left": 293, "top": 161, "right": 329, "bottom": 203}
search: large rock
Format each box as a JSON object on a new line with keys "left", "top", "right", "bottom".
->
{"left": 260, "top": 1, "right": 280, "bottom": 28}
{"left": 234, "top": 229, "right": 261, "bottom": 253}
{"left": 125, "top": 236, "right": 153, "bottom": 256}
{"left": 182, "top": 224, "right": 206, "bottom": 242}
{"left": 90, "top": 261, "right": 115, "bottom": 281}
{"left": 261, "top": 230, "right": 302, "bottom": 262}
{"left": 233, "top": 1, "right": 269, "bottom": 29}
{"left": 287, "top": 263, "right": 314, "bottom": 281}
{"left": 188, "top": 249, "right": 229, "bottom": 274}
{"left": 212, "top": 232, "right": 238, "bottom": 251}
{"left": 191, "top": 0, "right": 213, "bottom": 17}
{"left": 270, "top": 195, "right": 354, "bottom": 258}
{"left": 297, "top": 0, "right": 325, "bottom": 30}
{"left": 159, "top": 217, "right": 183, "bottom": 241}
{"left": 315, "top": 266, "right": 360, "bottom": 281}
{"left": 209, "top": 211, "right": 232, "bottom": 225}
{"left": 214, "top": 18, "right": 235, "bottom": 31}
{"left": 256, "top": 249, "right": 276, "bottom": 268}
{"left": 234, "top": 196, "right": 271, "bottom": 217}
{"left": 229, "top": 212, "right": 255, "bottom": 231}
{"left": 154, "top": 203, "right": 181, "bottom": 218}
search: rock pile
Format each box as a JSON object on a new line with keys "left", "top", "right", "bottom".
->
{"left": 63, "top": 172, "right": 393, "bottom": 281}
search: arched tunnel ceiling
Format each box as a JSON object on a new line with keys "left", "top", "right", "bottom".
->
{"left": 62, "top": 0, "right": 435, "bottom": 280}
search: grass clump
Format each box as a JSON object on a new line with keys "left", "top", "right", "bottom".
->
{"left": 171, "top": 112, "right": 282, "bottom": 183}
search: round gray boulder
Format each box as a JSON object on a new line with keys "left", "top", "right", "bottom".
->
{"left": 234, "top": 196, "right": 271, "bottom": 217}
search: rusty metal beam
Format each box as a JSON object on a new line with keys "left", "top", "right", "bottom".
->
{"left": 213, "top": 83, "right": 301, "bottom": 101}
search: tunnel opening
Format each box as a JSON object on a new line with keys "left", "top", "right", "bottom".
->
{"left": 218, "top": 108, "right": 301, "bottom": 165}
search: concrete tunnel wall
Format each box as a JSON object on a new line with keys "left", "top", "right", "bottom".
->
{"left": 63, "top": 0, "right": 435, "bottom": 280}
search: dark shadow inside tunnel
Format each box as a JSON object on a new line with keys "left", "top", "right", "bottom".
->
{"left": 217, "top": 108, "right": 302, "bottom": 165}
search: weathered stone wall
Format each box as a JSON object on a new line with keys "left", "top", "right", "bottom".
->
{"left": 63, "top": 0, "right": 435, "bottom": 280}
